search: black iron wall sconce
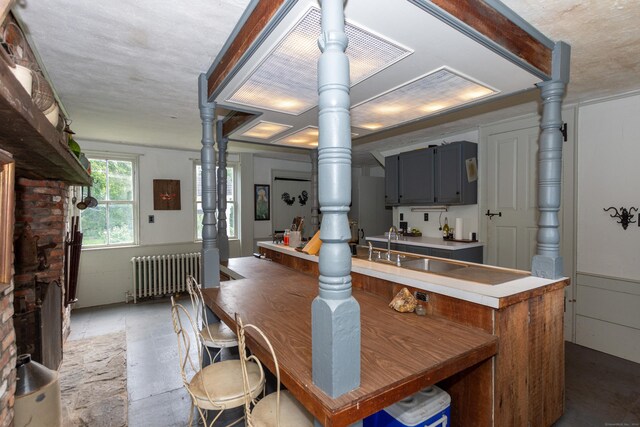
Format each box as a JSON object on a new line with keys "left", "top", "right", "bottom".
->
{"left": 603, "top": 206, "right": 638, "bottom": 230}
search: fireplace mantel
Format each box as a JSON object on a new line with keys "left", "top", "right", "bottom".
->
{"left": 0, "top": 56, "right": 91, "bottom": 186}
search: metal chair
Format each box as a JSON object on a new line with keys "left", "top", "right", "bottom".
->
{"left": 236, "top": 314, "right": 314, "bottom": 427}
{"left": 170, "top": 297, "right": 265, "bottom": 426}
{"left": 186, "top": 275, "right": 238, "bottom": 362}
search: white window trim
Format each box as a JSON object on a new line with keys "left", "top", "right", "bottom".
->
{"left": 194, "top": 160, "right": 238, "bottom": 241}
{"left": 82, "top": 151, "right": 140, "bottom": 248}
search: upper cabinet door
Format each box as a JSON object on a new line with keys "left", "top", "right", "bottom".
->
{"left": 384, "top": 155, "right": 399, "bottom": 205}
{"left": 435, "top": 141, "right": 478, "bottom": 205}
{"left": 398, "top": 148, "right": 434, "bottom": 204}
{"left": 435, "top": 143, "right": 462, "bottom": 204}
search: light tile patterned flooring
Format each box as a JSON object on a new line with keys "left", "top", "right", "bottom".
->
{"left": 67, "top": 299, "right": 640, "bottom": 426}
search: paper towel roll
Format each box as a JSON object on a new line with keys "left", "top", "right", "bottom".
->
{"left": 454, "top": 218, "right": 463, "bottom": 240}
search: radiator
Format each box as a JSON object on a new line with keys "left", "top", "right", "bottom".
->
{"left": 130, "top": 253, "right": 201, "bottom": 303}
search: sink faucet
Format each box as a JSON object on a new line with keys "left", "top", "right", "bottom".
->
{"left": 387, "top": 226, "right": 398, "bottom": 261}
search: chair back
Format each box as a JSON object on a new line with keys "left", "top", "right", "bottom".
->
{"left": 235, "top": 314, "right": 281, "bottom": 427}
{"left": 186, "top": 275, "right": 207, "bottom": 328}
{"left": 170, "top": 296, "right": 202, "bottom": 387}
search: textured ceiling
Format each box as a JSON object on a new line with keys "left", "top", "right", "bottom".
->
{"left": 13, "top": 0, "right": 640, "bottom": 166}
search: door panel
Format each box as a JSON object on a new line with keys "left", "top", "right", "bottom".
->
{"left": 487, "top": 127, "right": 539, "bottom": 271}
{"left": 495, "top": 226, "right": 517, "bottom": 268}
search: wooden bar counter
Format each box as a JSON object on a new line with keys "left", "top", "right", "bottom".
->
{"left": 256, "top": 242, "right": 568, "bottom": 427}
{"left": 202, "top": 257, "right": 497, "bottom": 427}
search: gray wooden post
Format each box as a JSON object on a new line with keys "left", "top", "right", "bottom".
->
{"left": 310, "top": 148, "right": 320, "bottom": 234}
{"left": 532, "top": 42, "right": 570, "bottom": 279}
{"left": 216, "top": 120, "right": 229, "bottom": 264}
{"left": 312, "top": 0, "right": 361, "bottom": 400}
{"left": 198, "top": 73, "right": 220, "bottom": 287}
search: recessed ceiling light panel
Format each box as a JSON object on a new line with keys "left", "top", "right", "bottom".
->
{"left": 227, "top": 8, "right": 411, "bottom": 115}
{"left": 275, "top": 126, "right": 319, "bottom": 147}
{"left": 238, "top": 121, "right": 292, "bottom": 139}
{"left": 351, "top": 68, "right": 498, "bottom": 130}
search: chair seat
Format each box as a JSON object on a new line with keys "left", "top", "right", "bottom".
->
{"left": 200, "top": 321, "right": 238, "bottom": 348}
{"left": 189, "top": 359, "right": 263, "bottom": 410}
{"left": 250, "top": 390, "right": 314, "bottom": 427}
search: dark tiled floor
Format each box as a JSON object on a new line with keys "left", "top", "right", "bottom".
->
{"left": 67, "top": 299, "right": 640, "bottom": 426}
{"left": 68, "top": 298, "right": 243, "bottom": 427}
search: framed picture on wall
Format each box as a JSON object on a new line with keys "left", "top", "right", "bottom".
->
{"left": 254, "top": 184, "right": 270, "bottom": 221}
{"left": 153, "top": 179, "right": 181, "bottom": 210}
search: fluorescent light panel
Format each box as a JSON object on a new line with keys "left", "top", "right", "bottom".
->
{"left": 227, "top": 8, "right": 411, "bottom": 115}
{"left": 351, "top": 68, "right": 497, "bottom": 130}
{"left": 275, "top": 126, "right": 319, "bottom": 147}
{"left": 239, "top": 121, "right": 292, "bottom": 139}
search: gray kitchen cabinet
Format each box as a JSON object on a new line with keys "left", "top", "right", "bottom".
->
{"left": 351, "top": 175, "right": 392, "bottom": 244}
{"left": 398, "top": 148, "right": 434, "bottom": 204}
{"left": 384, "top": 141, "right": 477, "bottom": 206}
{"left": 434, "top": 141, "right": 477, "bottom": 205}
{"left": 384, "top": 155, "right": 399, "bottom": 205}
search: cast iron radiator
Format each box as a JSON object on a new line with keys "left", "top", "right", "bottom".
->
{"left": 129, "top": 253, "right": 201, "bottom": 303}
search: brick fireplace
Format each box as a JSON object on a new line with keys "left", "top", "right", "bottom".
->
{"left": 13, "top": 178, "right": 69, "bottom": 368}
{"left": 0, "top": 176, "right": 72, "bottom": 427}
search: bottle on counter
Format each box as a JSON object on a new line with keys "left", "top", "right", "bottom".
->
{"left": 284, "top": 229, "right": 290, "bottom": 246}
{"left": 442, "top": 217, "right": 450, "bottom": 239}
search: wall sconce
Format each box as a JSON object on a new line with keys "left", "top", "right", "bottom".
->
{"left": 603, "top": 206, "right": 638, "bottom": 230}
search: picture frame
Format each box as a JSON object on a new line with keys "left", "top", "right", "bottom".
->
{"left": 153, "top": 179, "right": 181, "bottom": 210}
{"left": 254, "top": 184, "right": 270, "bottom": 221}
{"left": 0, "top": 150, "right": 15, "bottom": 284}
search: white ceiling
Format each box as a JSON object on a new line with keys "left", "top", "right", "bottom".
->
{"left": 13, "top": 0, "right": 640, "bottom": 165}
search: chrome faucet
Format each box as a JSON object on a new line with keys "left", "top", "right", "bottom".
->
{"left": 368, "top": 241, "right": 374, "bottom": 261}
{"left": 387, "top": 226, "right": 398, "bottom": 261}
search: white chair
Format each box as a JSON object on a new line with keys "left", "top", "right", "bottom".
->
{"left": 186, "top": 275, "right": 238, "bottom": 362}
{"left": 236, "top": 314, "right": 314, "bottom": 427}
{"left": 170, "top": 297, "right": 265, "bottom": 426}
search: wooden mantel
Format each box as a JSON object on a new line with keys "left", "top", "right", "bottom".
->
{"left": 0, "top": 58, "right": 91, "bottom": 186}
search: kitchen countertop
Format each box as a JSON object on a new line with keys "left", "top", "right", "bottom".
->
{"left": 258, "top": 241, "right": 566, "bottom": 309}
{"left": 366, "top": 235, "right": 484, "bottom": 250}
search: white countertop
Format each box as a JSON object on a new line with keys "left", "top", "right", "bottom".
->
{"left": 257, "top": 241, "right": 564, "bottom": 309}
{"left": 366, "top": 235, "right": 484, "bottom": 250}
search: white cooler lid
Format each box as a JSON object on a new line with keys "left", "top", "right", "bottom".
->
{"left": 383, "top": 386, "right": 451, "bottom": 426}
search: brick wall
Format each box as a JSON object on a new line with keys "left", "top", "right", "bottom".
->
{"left": 0, "top": 281, "right": 16, "bottom": 427}
{"left": 13, "top": 178, "right": 68, "bottom": 366}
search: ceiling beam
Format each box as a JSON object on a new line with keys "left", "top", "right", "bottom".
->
{"left": 427, "top": 0, "right": 552, "bottom": 76}
{"left": 207, "top": 0, "right": 285, "bottom": 99}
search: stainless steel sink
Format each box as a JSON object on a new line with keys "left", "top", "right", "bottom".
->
{"left": 352, "top": 245, "right": 467, "bottom": 273}
{"left": 400, "top": 257, "right": 467, "bottom": 273}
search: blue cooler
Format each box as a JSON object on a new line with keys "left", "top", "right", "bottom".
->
{"left": 364, "top": 386, "right": 451, "bottom": 427}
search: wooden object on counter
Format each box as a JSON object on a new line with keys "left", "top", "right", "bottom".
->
{"left": 260, "top": 246, "right": 567, "bottom": 427}
{"left": 302, "top": 230, "right": 321, "bottom": 255}
{"left": 202, "top": 257, "right": 497, "bottom": 427}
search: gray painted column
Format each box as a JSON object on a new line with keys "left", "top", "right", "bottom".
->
{"left": 312, "top": 0, "right": 361, "bottom": 399}
{"left": 310, "top": 148, "right": 320, "bottom": 234}
{"left": 532, "top": 42, "right": 570, "bottom": 279}
{"left": 198, "top": 73, "right": 220, "bottom": 287}
{"left": 216, "top": 120, "right": 229, "bottom": 264}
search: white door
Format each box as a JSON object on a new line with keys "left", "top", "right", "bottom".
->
{"left": 486, "top": 127, "right": 539, "bottom": 271}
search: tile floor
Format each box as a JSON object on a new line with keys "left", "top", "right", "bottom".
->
{"left": 67, "top": 299, "right": 640, "bottom": 426}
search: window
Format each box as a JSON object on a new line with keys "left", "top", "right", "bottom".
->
{"left": 195, "top": 163, "right": 237, "bottom": 240}
{"left": 81, "top": 154, "right": 137, "bottom": 246}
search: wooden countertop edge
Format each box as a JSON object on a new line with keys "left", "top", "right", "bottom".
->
{"left": 202, "top": 264, "right": 499, "bottom": 426}
{"left": 258, "top": 242, "right": 567, "bottom": 310}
